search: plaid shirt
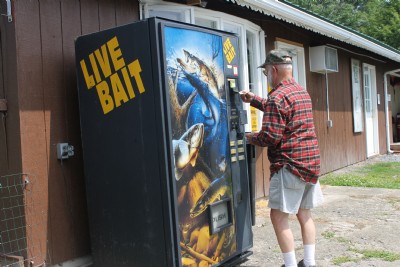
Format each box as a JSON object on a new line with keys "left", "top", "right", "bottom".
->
{"left": 250, "top": 78, "right": 320, "bottom": 183}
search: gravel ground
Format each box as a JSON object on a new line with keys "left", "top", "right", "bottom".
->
{"left": 239, "top": 153, "right": 400, "bottom": 267}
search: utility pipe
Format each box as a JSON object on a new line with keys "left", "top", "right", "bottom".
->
{"left": 384, "top": 69, "right": 400, "bottom": 154}
{"left": 325, "top": 70, "right": 333, "bottom": 128}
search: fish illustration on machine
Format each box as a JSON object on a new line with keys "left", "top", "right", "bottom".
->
{"left": 177, "top": 49, "right": 220, "bottom": 98}
{"left": 180, "top": 69, "right": 228, "bottom": 177}
{"left": 190, "top": 175, "right": 228, "bottom": 218}
{"left": 168, "top": 68, "right": 197, "bottom": 134}
{"left": 173, "top": 123, "right": 205, "bottom": 181}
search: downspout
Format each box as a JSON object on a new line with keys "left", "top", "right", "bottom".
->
{"left": 384, "top": 69, "right": 400, "bottom": 154}
{"left": 325, "top": 70, "right": 333, "bottom": 128}
{"left": 325, "top": 70, "right": 330, "bottom": 126}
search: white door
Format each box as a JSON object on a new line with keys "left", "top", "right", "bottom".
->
{"left": 363, "top": 64, "right": 379, "bottom": 157}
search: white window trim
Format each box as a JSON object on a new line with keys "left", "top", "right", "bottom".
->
{"left": 251, "top": 29, "right": 267, "bottom": 97}
{"left": 274, "top": 40, "right": 307, "bottom": 89}
{"left": 245, "top": 27, "right": 266, "bottom": 131}
{"left": 194, "top": 13, "right": 222, "bottom": 29}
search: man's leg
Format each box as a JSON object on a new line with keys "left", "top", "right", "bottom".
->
{"left": 270, "top": 208, "right": 297, "bottom": 266}
{"left": 297, "top": 208, "right": 316, "bottom": 267}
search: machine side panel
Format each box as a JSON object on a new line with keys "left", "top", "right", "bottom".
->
{"left": 75, "top": 21, "right": 169, "bottom": 267}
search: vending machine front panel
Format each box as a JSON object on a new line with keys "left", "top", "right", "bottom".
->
{"left": 162, "top": 25, "right": 238, "bottom": 266}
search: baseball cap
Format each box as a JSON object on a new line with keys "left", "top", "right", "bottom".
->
{"left": 258, "top": 49, "right": 292, "bottom": 68}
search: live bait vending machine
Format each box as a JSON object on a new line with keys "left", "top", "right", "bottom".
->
{"left": 75, "top": 17, "right": 253, "bottom": 267}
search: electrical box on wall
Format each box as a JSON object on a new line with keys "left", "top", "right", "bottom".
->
{"left": 309, "top": 45, "right": 338, "bottom": 73}
{"left": 57, "top": 143, "right": 74, "bottom": 160}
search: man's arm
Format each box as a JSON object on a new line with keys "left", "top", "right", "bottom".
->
{"left": 246, "top": 99, "right": 285, "bottom": 147}
{"left": 239, "top": 90, "right": 268, "bottom": 112}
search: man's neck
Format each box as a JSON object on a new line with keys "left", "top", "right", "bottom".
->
{"left": 274, "top": 75, "right": 293, "bottom": 88}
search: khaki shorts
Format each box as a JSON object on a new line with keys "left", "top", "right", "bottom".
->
{"left": 268, "top": 167, "right": 324, "bottom": 214}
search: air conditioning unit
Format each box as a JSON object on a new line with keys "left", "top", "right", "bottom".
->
{"left": 309, "top": 45, "right": 338, "bottom": 73}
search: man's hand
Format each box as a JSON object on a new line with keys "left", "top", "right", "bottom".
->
{"left": 245, "top": 132, "right": 253, "bottom": 145}
{"left": 239, "top": 90, "right": 255, "bottom": 103}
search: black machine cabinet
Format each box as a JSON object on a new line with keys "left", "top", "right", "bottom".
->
{"left": 75, "top": 17, "right": 253, "bottom": 267}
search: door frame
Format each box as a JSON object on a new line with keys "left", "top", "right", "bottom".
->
{"left": 363, "top": 63, "right": 379, "bottom": 157}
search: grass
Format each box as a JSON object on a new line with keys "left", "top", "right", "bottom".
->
{"left": 336, "top": 236, "right": 352, "bottom": 244}
{"left": 320, "top": 162, "right": 400, "bottom": 189}
{"left": 321, "top": 231, "right": 335, "bottom": 239}
{"left": 332, "top": 255, "right": 358, "bottom": 265}
{"left": 331, "top": 248, "right": 400, "bottom": 265}
{"left": 350, "top": 248, "right": 400, "bottom": 262}
{"left": 388, "top": 199, "right": 400, "bottom": 207}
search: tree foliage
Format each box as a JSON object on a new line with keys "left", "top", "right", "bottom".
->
{"left": 286, "top": 0, "right": 400, "bottom": 50}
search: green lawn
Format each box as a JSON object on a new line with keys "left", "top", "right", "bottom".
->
{"left": 320, "top": 162, "right": 400, "bottom": 189}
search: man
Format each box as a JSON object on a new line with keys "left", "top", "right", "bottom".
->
{"left": 240, "top": 50, "right": 323, "bottom": 267}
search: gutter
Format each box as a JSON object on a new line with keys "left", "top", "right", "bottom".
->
{"left": 384, "top": 69, "right": 400, "bottom": 154}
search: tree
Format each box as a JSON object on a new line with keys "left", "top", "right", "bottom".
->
{"left": 286, "top": 0, "right": 400, "bottom": 50}
{"left": 360, "top": 0, "right": 400, "bottom": 50}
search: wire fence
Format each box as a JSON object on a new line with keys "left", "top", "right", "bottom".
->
{"left": 0, "top": 173, "right": 45, "bottom": 267}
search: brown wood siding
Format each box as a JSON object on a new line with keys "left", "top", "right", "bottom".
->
{"left": 376, "top": 68, "right": 387, "bottom": 155}
{"left": 15, "top": 2, "right": 49, "bottom": 266}
{"left": 0, "top": 12, "right": 25, "bottom": 266}
{"left": 11, "top": 0, "right": 139, "bottom": 265}
{"left": 308, "top": 52, "right": 368, "bottom": 173}
{"left": 0, "top": 28, "right": 7, "bottom": 169}
{"left": 253, "top": 147, "right": 270, "bottom": 199}
{"left": 0, "top": 14, "right": 22, "bottom": 174}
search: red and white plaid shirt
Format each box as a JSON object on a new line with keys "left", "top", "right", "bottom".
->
{"left": 250, "top": 78, "right": 320, "bottom": 183}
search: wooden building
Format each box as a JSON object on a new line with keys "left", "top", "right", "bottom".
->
{"left": 0, "top": 0, "right": 399, "bottom": 266}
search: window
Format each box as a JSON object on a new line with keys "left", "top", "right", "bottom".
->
{"left": 144, "top": 4, "right": 193, "bottom": 23}
{"left": 246, "top": 29, "right": 265, "bottom": 131}
{"left": 142, "top": 1, "right": 265, "bottom": 132}
{"left": 194, "top": 15, "right": 219, "bottom": 29}
{"left": 275, "top": 40, "right": 306, "bottom": 89}
{"left": 364, "top": 66, "right": 372, "bottom": 114}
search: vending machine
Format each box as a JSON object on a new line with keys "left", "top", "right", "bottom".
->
{"left": 75, "top": 17, "right": 252, "bottom": 267}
